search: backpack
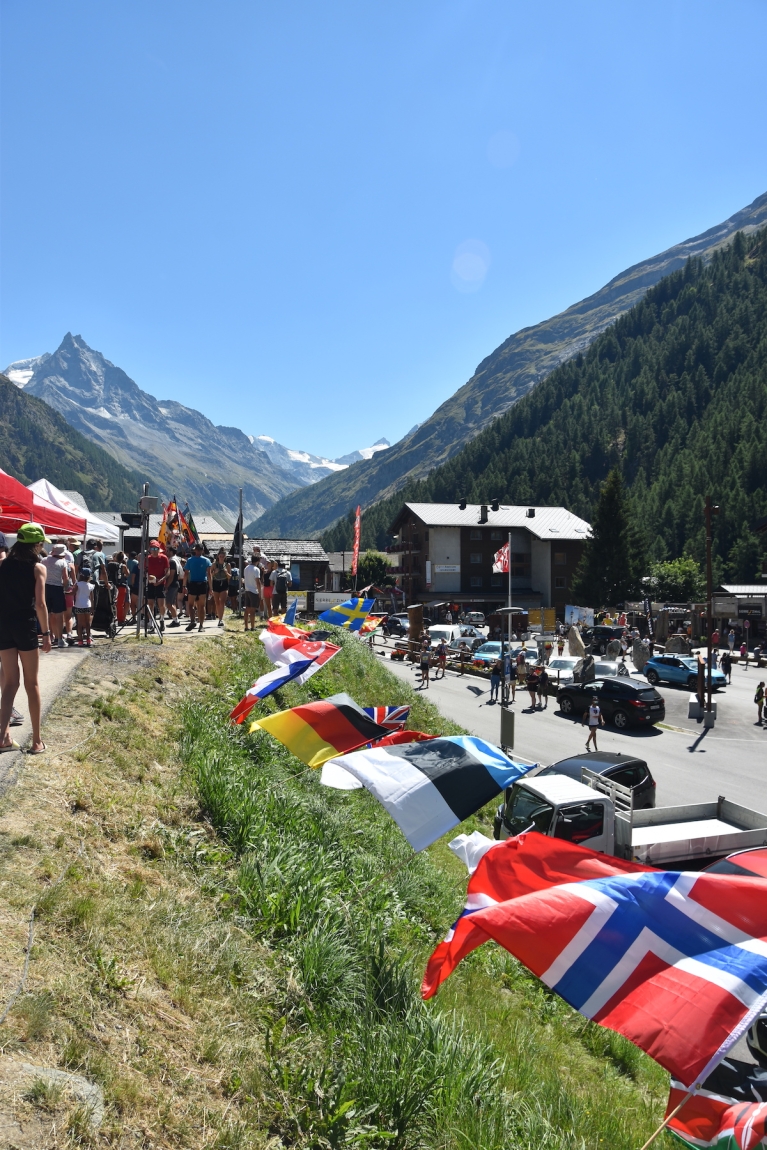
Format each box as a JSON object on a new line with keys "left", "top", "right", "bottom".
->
{"left": 274, "top": 571, "right": 289, "bottom": 594}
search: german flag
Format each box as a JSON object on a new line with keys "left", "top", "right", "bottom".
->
{"left": 250, "top": 692, "right": 391, "bottom": 767}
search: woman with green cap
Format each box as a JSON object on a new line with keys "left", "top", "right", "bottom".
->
{"left": 0, "top": 523, "right": 52, "bottom": 754}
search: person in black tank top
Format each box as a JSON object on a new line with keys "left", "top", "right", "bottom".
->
{"left": 210, "top": 549, "right": 231, "bottom": 628}
{"left": 0, "top": 524, "right": 52, "bottom": 754}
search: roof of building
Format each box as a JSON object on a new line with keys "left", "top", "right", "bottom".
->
{"left": 61, "top": 490, "right": 89, "bottom": 511}
{"left": 390, "top": 502, "right": 591, "bottom": 540}
{"left": 92, "top": 511, "right": 131, "bottom": 528}
{"left": 122, "top": 513, "right": 228, "bottom": 537}
{"left": 246, "top": 538, "right": 330, "bottom": 562}
{"left": 719, "top": 584, "right": 767, "bottom": 595}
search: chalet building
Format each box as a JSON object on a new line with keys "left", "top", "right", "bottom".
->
{"left": 388, "top": 502, "right": 591, "bottom": 614}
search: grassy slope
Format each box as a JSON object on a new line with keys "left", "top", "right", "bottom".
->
{"left": 0, "top": 374, "right": 150, "bottom": 509}
{"left": 0, "top": 630, "right": 669, "bottom": 1148}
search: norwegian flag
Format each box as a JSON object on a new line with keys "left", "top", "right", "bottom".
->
{"left": 422, "top": 833, "right": 767, "bottom": 1087}
{"left": 362, "top": 705, "right": 411, "bottom": 730}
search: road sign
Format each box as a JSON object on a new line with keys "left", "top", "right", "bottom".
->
{"left": 744, "top": 619, "right": 751, "bottom": 629}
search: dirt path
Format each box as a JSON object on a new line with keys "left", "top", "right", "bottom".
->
{"left": 0, "top": 625, "right": 229, "bottom": 798}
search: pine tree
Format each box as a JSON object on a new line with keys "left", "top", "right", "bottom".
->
{"left": 571, "top": 470, "right": 640, "bottom": 607}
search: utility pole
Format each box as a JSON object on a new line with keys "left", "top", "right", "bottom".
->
{"left": 705, "top": 496, "right": 719, "bottom": 718}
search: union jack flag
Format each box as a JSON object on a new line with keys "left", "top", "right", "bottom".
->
{"left": 362, "top": 705, "right": 410, "bottom": 730}
{"left": 422, "top": 833, "right": 767, "bottom": 1087}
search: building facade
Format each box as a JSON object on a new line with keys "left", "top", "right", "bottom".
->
{"left": 388, "top": 502, "right": 590, "bottom": 614}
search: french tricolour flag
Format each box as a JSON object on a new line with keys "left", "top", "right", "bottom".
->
{"left": 422, "top": 833, "right": 767, "bottom": 1088}
{"left": 230, "top": 638, "right": 341, "bottom": 724}
{"left": 320, "top": 736, "right": 533, "bottom": 852}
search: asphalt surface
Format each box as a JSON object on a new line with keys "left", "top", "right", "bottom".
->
{"left": 373, "top": 637, "right": 767, "bottom": 812}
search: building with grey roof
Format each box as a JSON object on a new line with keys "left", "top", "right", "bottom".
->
{"left": 388, "top": 502, "right": 591, "bottom": 613}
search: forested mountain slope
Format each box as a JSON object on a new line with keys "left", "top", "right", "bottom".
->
{"left": 251, "top": 190, "right": 767, "bottom": 538}
{"left": 0, "top": 374, "right": 148, "bottom": 509}
{"left": 322, "top": 230, "right": 767, "bottom": 577}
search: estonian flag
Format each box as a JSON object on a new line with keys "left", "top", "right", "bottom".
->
{"left": 250, "top": 692, "right": 391, "bottom": 767}
{"left": 320, "top": 736, "right": 533, "bottom": 851}
{"left": 317, "top": 597, "right": 376, "bottom": 631}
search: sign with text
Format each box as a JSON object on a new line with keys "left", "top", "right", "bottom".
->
{"left": 314, "top": 592, "right": 354, "bottom": 612}
{"left": 713, "top": 596, "right": 739, "bottom": 618}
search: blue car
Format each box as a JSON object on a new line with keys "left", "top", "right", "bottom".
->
{"left": 644, "top": 654, "right": 727, "bottom": 691}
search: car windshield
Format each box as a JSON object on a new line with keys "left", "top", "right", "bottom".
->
{"left": 505, "top": 787, "right": 554, "bottom": 836}
{"left": 548, "top": 658, "right": 578, "bottom": 669}
{"left": 476, "top": 643, "right": 501, "bottom": 654}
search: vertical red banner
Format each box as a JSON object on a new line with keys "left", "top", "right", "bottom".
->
{"left": 351, "top": 505, "right": 361, "bottom": 576}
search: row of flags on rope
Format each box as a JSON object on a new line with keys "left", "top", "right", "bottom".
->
{"left": 230, "top": 603, "right": 767, "bottom": 1149}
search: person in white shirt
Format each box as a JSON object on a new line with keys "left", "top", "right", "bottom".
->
{"left": 42, "top": 544, "right": 72, "bottom": 648}
{"left": 74, "top": 567, "right": 95, "bottom": 647}
{"left": 243, "top": 555, "right": 262, "bottom": 633}
{"left": 582, "top": 695, "right": 605, "bottom": 751}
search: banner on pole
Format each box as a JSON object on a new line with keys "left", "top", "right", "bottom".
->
{"left": 351, "top": 505, "right": 361, "bottom": 576}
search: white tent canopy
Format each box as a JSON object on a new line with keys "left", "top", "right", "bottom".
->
{"left": 27, "top": 479, "right": 120, "bottom": 543}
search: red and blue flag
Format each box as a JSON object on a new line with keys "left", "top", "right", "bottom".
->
{"left": 362, "top": 705, "right": 410, "bottom": 730}
{"left": 422, "top": 833, "right": 767, "bottom": 1087}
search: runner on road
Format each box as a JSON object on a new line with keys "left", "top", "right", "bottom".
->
{"left": 419, "top": 636, "right": 431, "bottom": 689}
{"left": 756, "top": 681, "right": 765, "bottom": 725}
{"left": 583, "top": 695, "right": 605, "bottom": 751}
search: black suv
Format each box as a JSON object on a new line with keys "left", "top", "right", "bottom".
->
{"left": 586, "top": 625, "right": 626, "bottom": 655}
{"left": 531, "top": 752, "right": 656, "bottom": 808}
{"left": 556, "top": 677, "right": 665, "bottom": 729}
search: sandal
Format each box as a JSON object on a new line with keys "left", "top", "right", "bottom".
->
{"left": 26, "top": 743, "right": 47, "bottom": 755}
{"left": 0, "top": 740, "right": 21, "bottom": 753}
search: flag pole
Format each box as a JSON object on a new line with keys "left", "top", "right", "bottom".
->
{"left": 637, "top": 1090, "right": 696, "bottom": 1150}
{"left": 238, "top": 488, "right": 244, "bottom": 617}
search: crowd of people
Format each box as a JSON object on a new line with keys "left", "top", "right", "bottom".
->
{"left": 0, "top": 524, "right": 299, "bottom": 755}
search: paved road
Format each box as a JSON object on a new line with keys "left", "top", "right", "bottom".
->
{"left": 374, "top": 639, "right": 767, "bottom": 812}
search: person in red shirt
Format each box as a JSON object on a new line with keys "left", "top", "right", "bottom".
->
{"left": 145, "top": 540, "right": 170, "bottom": 633}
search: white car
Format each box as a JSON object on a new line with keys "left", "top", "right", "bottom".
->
{"left": 545, "top": 656, "right": 583, "bottom": 685}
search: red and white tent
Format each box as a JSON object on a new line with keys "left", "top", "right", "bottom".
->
{"left": 0, "top": 469, "right": 87, "bottom": 536}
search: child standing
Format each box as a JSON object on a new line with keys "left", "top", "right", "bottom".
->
{"left": 74, "top": 566, "right": 94, "bottom": 646}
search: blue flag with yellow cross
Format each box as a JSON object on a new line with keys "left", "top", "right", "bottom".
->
{"left": 317, "top": 597, "right": 376, "bottom": 632}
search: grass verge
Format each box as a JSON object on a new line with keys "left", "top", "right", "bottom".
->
{"left": 0, "top": 625, "right": 671, "bottom": 1147}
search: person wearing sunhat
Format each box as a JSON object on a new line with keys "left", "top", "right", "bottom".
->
{"left": 0, "top": 524, "right": 52, "bottom": 754}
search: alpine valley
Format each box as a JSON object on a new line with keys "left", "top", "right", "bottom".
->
{"left": 250, "top": 190, "right": 767, "bottom": 538}
{"left": 3, "top": 335, "right": 392, "bottom": 522}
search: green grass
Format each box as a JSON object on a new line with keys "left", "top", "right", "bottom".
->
{"left": 180, "top": 629, "right": 671, "bottom": 1148}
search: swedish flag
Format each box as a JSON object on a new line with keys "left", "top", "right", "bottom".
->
{"left": 318, "top": 597, "right": 376, "bottom": 631}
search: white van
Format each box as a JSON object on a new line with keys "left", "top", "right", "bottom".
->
{"left": 427, "top": 624, "right": 485, "bottom": 649}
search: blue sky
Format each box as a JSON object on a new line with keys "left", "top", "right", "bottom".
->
{"left": 2, "top": 1, "right": 767, "bottom": 459}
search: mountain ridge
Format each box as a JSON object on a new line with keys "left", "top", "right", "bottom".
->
{"left": 248, "top": 189, "right": 767, "bottom": 538}
{"left": 0, "top": 372, "right": 148, "bottom": 509}
{"left": 4, "top": 335, "right": 393, "bottom": 521}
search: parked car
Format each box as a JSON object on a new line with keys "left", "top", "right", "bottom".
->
{"left": 593, "top": 659, "right": 630, "bottom": 678}
{"left": 546, "top": 656, "right": 583, "bottom": 685}
{"left": 382, "top": 613, "right": 409, "bottom": 637}
{"left": 427, "top": 623, "right": 486, "bottom": 649}
{"left": 472, "top": 641, "right": 504, "bottom": 666}
{"left": 444, "top": 630, "right": 486, "bottom": 654}
{"left": 529, "top": 751, "right": 656, "bottom": 809}
{"left": 556, "top": 677, "right": 665, "bottom": 730}
{"left": 587, "top": 625, "right": 626, "bottom": 655}
{"left": 644, "top": 654, "right": 727, "bottom": 691}
{"left": 705, "top": 847, "right": 767, "bottom": 877}
{"left": 463, "top": 611, "right": 485, "bottom": 626}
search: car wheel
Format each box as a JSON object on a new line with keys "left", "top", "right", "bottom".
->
{"left": 559, "top": 695, "right": 574, "bottom": 715}
{"left": 687, "top": 676, "right": 698, "bottom": 690}
{"left": 646, "top": 669, "right": 659, "bottom": 685}
{"left": 612, "top": 709, "right": 629, "bottom": 730}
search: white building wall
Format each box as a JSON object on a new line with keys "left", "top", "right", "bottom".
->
{"left": 428, "top": 528, "right": 461, "bottom": 592}
{"left": 530, "top": 538, "right": 552, "bottom": 607}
